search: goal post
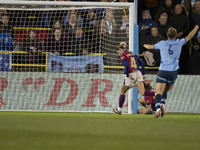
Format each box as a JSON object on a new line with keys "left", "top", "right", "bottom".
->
{"left": 0, "top": 0, "right": 138, "bottom": 114}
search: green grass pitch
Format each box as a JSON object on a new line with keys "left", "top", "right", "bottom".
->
{"left": 0, "top": 112, "right": 200, "bottom": 150}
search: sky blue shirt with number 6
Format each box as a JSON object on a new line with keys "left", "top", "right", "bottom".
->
{"left": 154, "top": 38, "right": 187, "bottom": 71}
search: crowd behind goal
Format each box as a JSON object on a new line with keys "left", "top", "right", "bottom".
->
{"left": 0, "top": 0, "right": 200, "bottom": 74}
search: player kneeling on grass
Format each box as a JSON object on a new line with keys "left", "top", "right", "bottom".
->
{"left": 137, "top": 82, "right": 156, "bottom": 115}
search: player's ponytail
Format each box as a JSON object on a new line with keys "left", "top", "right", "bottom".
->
{"left": 117, "top": 42, "right": 126, "bottom": 51}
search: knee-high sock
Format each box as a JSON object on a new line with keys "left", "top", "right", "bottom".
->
{"left": 119, "top": 94, "right": 125, "bottom": 108}
{"left": 155, "top": 94, "right": 162, "bottom": 109}
{"left": 161, "top": 91, "right": 167, "bottom": 105}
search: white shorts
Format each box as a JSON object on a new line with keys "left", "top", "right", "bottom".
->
{"left": 122, "top": 71, "right": 144, "bottom": 86}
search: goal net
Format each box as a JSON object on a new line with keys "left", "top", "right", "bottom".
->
{"left": 0, "top": 0, "right": 137, "bottom": 113}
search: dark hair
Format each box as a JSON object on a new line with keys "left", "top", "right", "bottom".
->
{"left": 143, "top": 82, "right": 153, "bottom": 90}
{"left": 151, "top": 26, "right": 158, "bottom": 29}
{"left": 0, "top": 13, "right": 9, "bottom": 18}
{"left": 0, "top": 21, "right": 4, "bottom": 31}
{"left": 75, "top": 27, "right": 82, "bottom": 31}
{"left": 53, "top": 20, "right": 62, "bottom": 29}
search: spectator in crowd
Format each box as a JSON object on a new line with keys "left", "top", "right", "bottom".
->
{"left": 157, "top": 13, "right": 170, "bottom": 39}
{"left": 181, "top": 0, "right": 196, "bottom": 8}
{"left": 119, "top": 24, "right": 129, "bottom": 48}
{"left": 63, "top": 8, "right": 76, "bottom": 26}
{"left": 0, "top": 13, "right": 15, "bottom": 41}
{"left": 117, "top": 20, "right": 129, "bottom": 52}
{"left": 0, "top": 9, "right": 7, "bottom": 15}
{"left": 119, "top": 14, "right": 129, "bottom": 31}
{"left": 99, "top": 10, "right": 121, "bottom": 66}
{"left": 139, "top": 9, "right": 157, "bottom": 36}
{"left": 63, "top": 8, "right": 83, "bottom": 29}
{"left": 190, "top": 31, "right": 200, "bottom": 74}
{"left": 192, "top": 31, "right": 200, "bottom": 52}
{"left": 113, "top": 0, "right": 129, "bottom": 26}
{"left": 0, "top": 22, "right": 14, "bottom": 51}
{"left": 45, "top": 20, "right": 63, "bottom": 38}
{"left": 52, "top": 20, "right": 62, "bottom": 30}
{"left": 140, "top": 26, "right": 165, "bottom": 66}
{"left": 193, "top": 31, "right": 200, "bottom": 50}
{"left": 154, "top": 0, "right": 175, "bottom": 21}
{"left": 44, "top": 28, "right": 68, "bottom": 55}
{"left": 117, "top": 15, "right": 129, "bottom": 47}
{"left": 86, "top": 64, "right": 100, "bottom": 73}
{"left": 44, "top": 3, "right": 64, "bottom": 28}
{"left": 101, "top": 9, "right": 117, "bottom": 35}
{"left": 68, "top": 27, "right": 90, "bottom": 55}
{"left": 190, "top": 0, "right": 200, "bottom": 29}
{"left": 64, "top": 13, "right": 83, "bottom": 35}
{"left": 84, "top": 9, "right": 98, "bottom": 30}
{"left": 84, "top": 9, "right": 98, "bottom": 38}
{"left": 43, "top": 2, "right": 51, "bottom": 28}
{"left": 180, "top": 0, "right": 193, "bottom": 16}
{"left": 138, "top": 0, "right": 161, "bottom": 20}
{"left": 21, "top": 30, "right": 43, "bottom": 64}
{"left": 98, "top": 26, "right": 116, "bottom": 64}
{"left": 169, "top": 4, "right": 190, "bottom": 38}
{"left": 84, "top": 9, "right": 100, "bottom": 53}
{"left": 95, "top": 0, "right": 108, "bottom": 20}
{"left": 168, "top": 4, "right": 190, "bottom": 74}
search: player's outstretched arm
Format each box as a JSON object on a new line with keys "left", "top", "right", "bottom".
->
{"left": 143, "top": 44, "right": 155, "bottom": 50}
{"left": 185, "top": 25, "right": 199, "bottom": 42}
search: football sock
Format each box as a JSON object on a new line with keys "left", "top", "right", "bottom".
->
{"left": 118, "top": 107, "right": 121, "bottom": 111}
{"left": 118, "top": 94, "right": 125, "bottom": 110}
{"left": 156, "top": 108, "right": 161, "bottom": 113}
{"left": 161, "top": 91, "right": 167, "bottom": 106}
{"left": 155, "top": 94, "right": 162, "bottom": 109}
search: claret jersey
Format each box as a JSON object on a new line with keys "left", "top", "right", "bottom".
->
{"left": 120, "top": 50, "right": 145, "bottom": 76}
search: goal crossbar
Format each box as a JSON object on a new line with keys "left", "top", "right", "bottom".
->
{"left": 0, "top": 0, "right": 134, "bottom": 7}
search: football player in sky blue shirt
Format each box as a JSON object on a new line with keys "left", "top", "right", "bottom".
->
{"left": 144, "top": 25, "right": 199, "bottom": 118}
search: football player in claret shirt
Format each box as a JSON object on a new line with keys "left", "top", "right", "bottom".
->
{"left": 113, "top": 42, "right": 146, "bottom": 115}
{"left": 137, "top": 82, "right": 156, "bottom": 114}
